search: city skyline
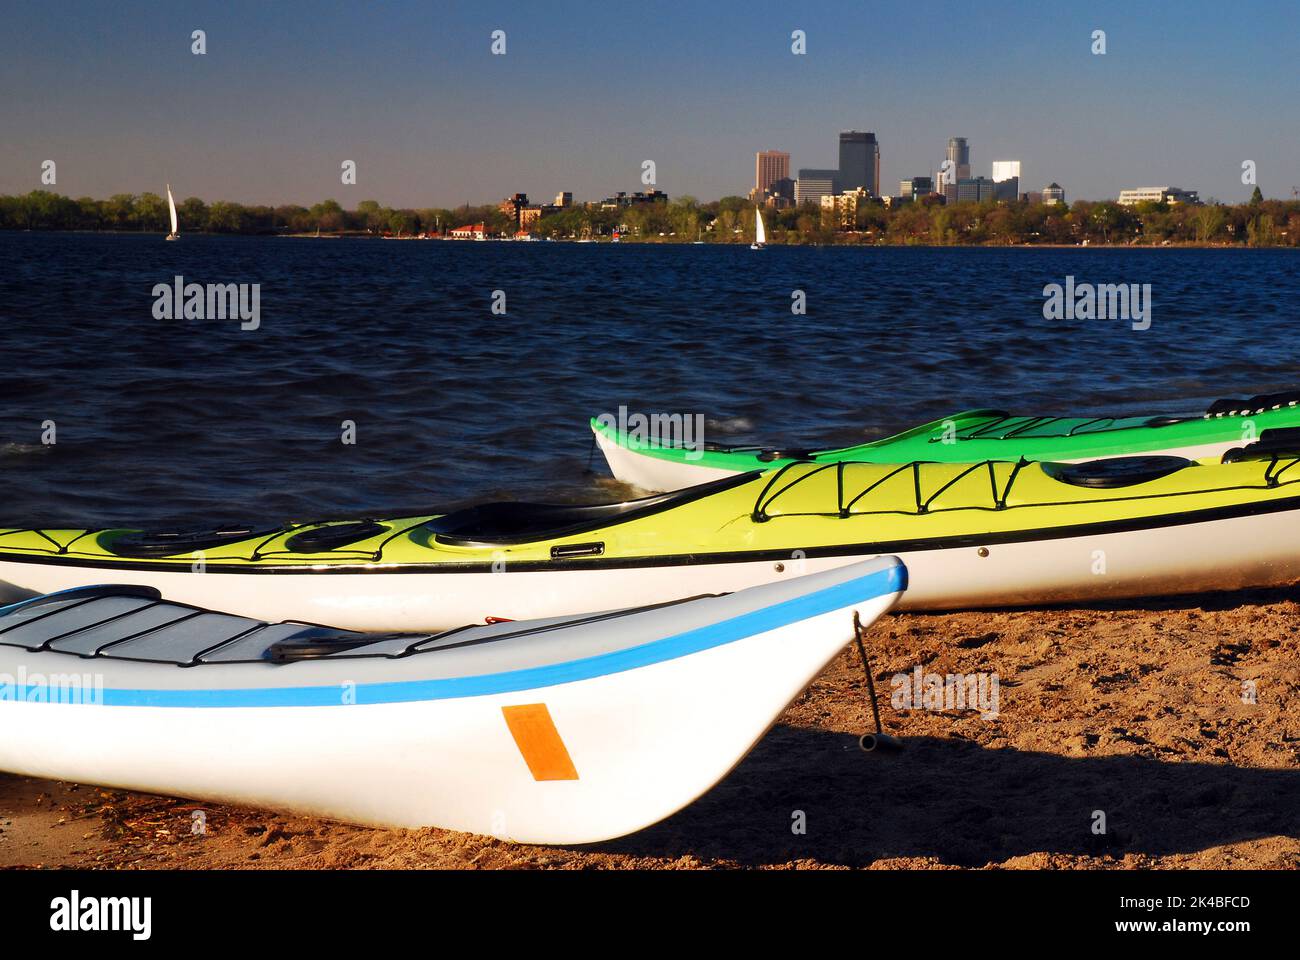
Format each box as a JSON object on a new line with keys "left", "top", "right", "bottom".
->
{"left": 2, "top": 0, "right": 1297, "bottom": 206}
{"left": 758, "top": 131, "right": 1032, "bottom": 208}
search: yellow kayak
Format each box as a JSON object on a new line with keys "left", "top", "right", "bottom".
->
{"left": 1, "top": 448, "right": 1297, "bottom": 629}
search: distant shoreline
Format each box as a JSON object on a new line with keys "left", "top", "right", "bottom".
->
{"left": 5, "top": 190, "right": 1296, "bottom": 248}
{"left": 0, "top": 229, "right": 1286, "bottom": 250}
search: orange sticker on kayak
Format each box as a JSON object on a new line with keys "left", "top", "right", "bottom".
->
{"left": 502, "top": 703, "right": 579, "bottom": 781}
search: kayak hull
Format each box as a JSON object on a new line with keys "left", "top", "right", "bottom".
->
{"left": 2, "top": 502, "right": 1296, "bottom": 627}
{"left": 597, "top": 425, "right": 741, "bottom": 492}
{"left": 0, "top": 560, "right": 904, "bottom": 843}
{"left": 597, "top": 424, "right": 1251, "bottom": 493}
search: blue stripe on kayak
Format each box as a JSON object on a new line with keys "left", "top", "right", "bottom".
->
{"left": 9, "top": 562, "right": 905, "bottom": 708}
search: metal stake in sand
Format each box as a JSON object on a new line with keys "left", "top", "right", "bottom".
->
{"left": 853, "top": 610, "right": 903, "bottom": 753}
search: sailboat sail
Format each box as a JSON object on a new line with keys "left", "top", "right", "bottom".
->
{"left": 166, "top": 185, "right": 179, "bottom": 238}
{"left": 754, "top": 207, "right": 766, "bottom": 246}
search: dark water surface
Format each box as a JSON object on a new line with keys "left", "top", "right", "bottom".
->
{"left": 1, "top": 233, "right": 1296, "bottom": 526}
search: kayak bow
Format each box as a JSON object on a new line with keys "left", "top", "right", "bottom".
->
{"left": 0, "top": 558, "right": 905, "bottom": 843}
{"left": 592, "top": 390, "right": 1300, "bottom": 491}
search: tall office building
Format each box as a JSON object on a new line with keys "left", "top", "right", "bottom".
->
{"left": 755, "top": 151, "right": 791, "bottom": 195}
{"left": 795, "top": 168, "right": 840, "bottom": 205}
{"left": 956, "top": 177, "right": 996, "bottom": 203}
{"left": 838, "top": 131, "right": 880, "bottom": 196}
{"left": 946, "top": 137, "right": 971, "bottom": 180}
{"left": 1042, "top": 182, "right": 1066, "bottom": 204}
{"left": 992, "top": 161, "right": 1021, "bottom": 202}
{"left": 993, "top": 177, "right": 1019, "bottom": 201}
{"left": 991, "top": 160, "right": 1021, "bottom": 183}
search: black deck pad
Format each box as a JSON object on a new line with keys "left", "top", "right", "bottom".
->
{"left": 1041, "top": 456, "right": 1194, "bottom": 489}
{"left": 110, "top": 525, "right": 286, "bottom": 558}
{"left": 283, "top": 520, "right": 387, "bottom": 553}
{"left": 426, "top": 471, "right": 757, "bottom": 545}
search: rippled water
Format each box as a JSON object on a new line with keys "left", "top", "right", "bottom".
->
{"left": 1, "top": 233, "right": 1296, "bottom": 526}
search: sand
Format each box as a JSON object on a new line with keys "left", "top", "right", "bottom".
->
{"left": 3, "top": 586, "right": 1298, "bottom": 871}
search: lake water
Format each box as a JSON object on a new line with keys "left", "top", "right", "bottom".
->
{"left": 1, "top": 233, "right": 1296, "bottom": 526}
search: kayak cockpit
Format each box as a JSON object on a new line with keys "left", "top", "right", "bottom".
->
{"left": 0, "top": 586, "right": 415, "bottom": 665}
{"left": 0, "top": 584, "right": 721, "bottom": 668}
{"left": 109, "top": 525, "right": 286, "bottom": 558}
{"left": 1040, "top": 456, "right": 1194, "bottom": 488}
{"left": 426, "top": 470, "right": 759, "bottom": 546}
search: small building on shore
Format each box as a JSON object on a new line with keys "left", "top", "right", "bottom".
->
{"left": 820, "top": 187, "right": 872, "bottom": 229}
{"left": 519, "top": 206, "right": 546, "bottom": 230}
{"left": 1117, "top": 186, "right": 1200, "bottom": 206}
{"left": 499, "top": 193, "right": 529, "bottom": 226}
{"left": 594, "top": 190, "right": 669, "bottom": 210}
{"left": 449, "top": 223, "right": 486, "bottom": 240}
{"left": 899, "top": 176, "right": 933, "bottom": 201}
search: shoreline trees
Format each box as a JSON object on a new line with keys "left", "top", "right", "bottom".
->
{"left": 1, "top": 190, "right": 1297, "bottom": 247}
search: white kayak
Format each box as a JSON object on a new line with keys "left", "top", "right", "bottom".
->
{"left": 0, "top": 557, "right": 905, "bottom": 844}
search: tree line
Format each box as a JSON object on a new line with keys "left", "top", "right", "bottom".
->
{"left": 2, "top": 189, "right": 1297, "bottom": 246}
{"left": 0, "top": 192, "right": 507, "bottom": 236}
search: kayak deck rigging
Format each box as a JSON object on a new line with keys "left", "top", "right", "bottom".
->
{"left": 751, "top": 454, "right": 1300, "bottom": 523}
{"left": 1, "top": 450, "right": 1299, "bottom": 564}
{"left": 0, "top": 584, "right": 718, "bottom": 666}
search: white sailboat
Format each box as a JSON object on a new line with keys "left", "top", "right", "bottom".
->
{"left": 750, "top": 206, "right": 766, "bottom": 249}
{"left": 165, "top": 184, "right": 179, "bottom": 241}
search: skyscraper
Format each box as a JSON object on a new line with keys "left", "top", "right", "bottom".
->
{"left": 991, "top": 160, "right": 1021, "bottom": 183}
{"left": 946, "top": 137, "right": 971, "bottom": 180}
{"left": 992, "top": 161, "right": 1021, "bottom": 202}
{"left": 755, "top": 151, "right": 791, "bottom": 195}
{"left": 838, "top": 131, "right": 880, "bottom": 196}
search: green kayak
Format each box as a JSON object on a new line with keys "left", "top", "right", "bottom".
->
{"left": 592, "top": 390, "right": 1300, "bottom": 491}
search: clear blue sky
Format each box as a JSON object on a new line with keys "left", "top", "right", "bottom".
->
{"left": 2, "top": 0, "right": 1297, "bottom": 206}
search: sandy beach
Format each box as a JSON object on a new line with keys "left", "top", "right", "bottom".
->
{"left": 3, "top": 585, "right": 1297, "bottom": 871}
